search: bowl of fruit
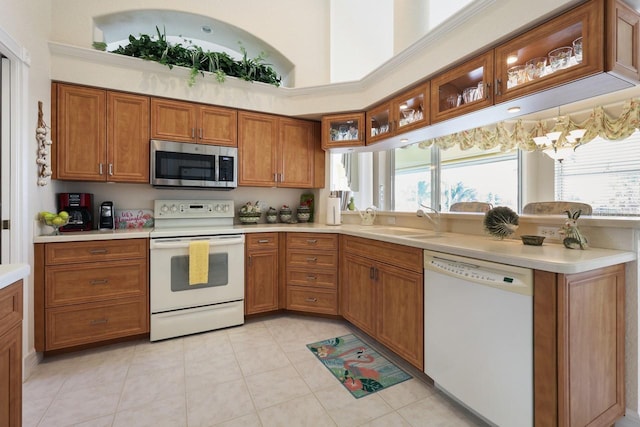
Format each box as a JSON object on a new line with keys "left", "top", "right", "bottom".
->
{"left": 39, "top": 211, "right": 69, "bottom": 235}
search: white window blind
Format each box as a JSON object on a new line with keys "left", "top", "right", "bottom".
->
{"left": 554, "top": 132, "right": 640, "bottom": 216}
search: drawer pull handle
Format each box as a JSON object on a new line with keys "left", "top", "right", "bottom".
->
{"left": 90, "top": 279, "right": 109, "bottom": 285}
{"left": 89, "top": 249, "right": 108, "bottom": 255}
{"left": 258, "top": 239, "right": 270, "bottom": 244}
{"left": 90, "top": 318, "right": 109, "bottom": 325}
{"left": 306, "top": 239, "right": 318, "bottom": 244}
{"left": 306, "top": 275, "right": 317, "bottom": 281}
{"left": 305, "top": 297, "right": 318, "bottom": 303}
{"left": 306, "top": 257, "right": 318, "bottom": 263}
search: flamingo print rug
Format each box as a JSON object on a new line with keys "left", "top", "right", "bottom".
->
{"left": 307, "top": 334, "right": 412, "bottom": 398}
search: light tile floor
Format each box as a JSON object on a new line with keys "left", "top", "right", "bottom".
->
{"left": 23, "top": 314, "right": 486, "bottom": 427}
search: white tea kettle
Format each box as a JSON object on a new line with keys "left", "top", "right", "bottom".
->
{"left": 358, "top": 206, "right": 377, "bottom": 226}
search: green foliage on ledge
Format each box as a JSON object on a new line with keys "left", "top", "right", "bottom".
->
{"left": 92, "top": 27, "right": 282, "bottom": 87}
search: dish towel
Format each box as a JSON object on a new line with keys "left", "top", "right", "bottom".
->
{"left": 189, "top": 240, "right": 209, "bottom": 285}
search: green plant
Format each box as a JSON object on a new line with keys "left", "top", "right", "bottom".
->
{"left": 101, "top": 26, "right": 281, "bottom": 87}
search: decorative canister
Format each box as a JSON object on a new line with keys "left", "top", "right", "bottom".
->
{"left": 279, "top": 206, "right": 292, "bottom": 223}
{"left": 296, "top": 205, "right": 311, "bottom": 223}
{"left": 266, "top": 207, "right": 278, "bottom": 224}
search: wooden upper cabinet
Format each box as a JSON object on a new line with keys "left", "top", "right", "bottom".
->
{"left": 607, "top": 0, "right": 640, "bottom": 81}
{"left": 199, "top": 106, "right": 237, "bottom": 146}
{"left": 151, "top": 98, "right": 237, "bottom": 146}
{"left": 54, "top": 83, "right": 150, "bottom": 183}
{"left": 238, "top": 111, "right": 279, "bottom": 186}
{"left": 150, "top": 98, "right": 197, "bottom": 142}
{"left": 392, "top": 82, "right": 430, "bottom": 135}
{"left": 55, "top": 84, "right": 107, "bottom": 181}
{"left": 494, "top": 0, "right": 604, "bottom": 104}
{"left": 107, "top": 92, "right": 150, "bottom": 183}
{"left": 279, "top": 118, "right": 316, "bottom": 188}
{"left": 430, "top": 52, "right": 494, "bottom": 124}
{"left": 367, "top": 81, "right": 430, "bottom": 145}
{"left": 238, "top": 112, "right": 322, "bottom": 188}
{"left": 321, "top": 112, "right": 365, "bottom": 150}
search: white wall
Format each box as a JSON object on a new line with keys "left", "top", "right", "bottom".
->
{"left": 329, "top": 0, "right": 394, "bottom": 83}
{"left": 0, "top": 0, "right": 53, "bottom": 375}
{"left": 50, "top": 0, "right": 330, "bottom": 88}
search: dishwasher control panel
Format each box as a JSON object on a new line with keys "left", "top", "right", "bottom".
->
{"left": 424, "top": 250, "right": 533, "bottom": 296}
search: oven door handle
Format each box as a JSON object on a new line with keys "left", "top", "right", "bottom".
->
{"left": 150, "top": 236, "right": 244, "bottom": 249}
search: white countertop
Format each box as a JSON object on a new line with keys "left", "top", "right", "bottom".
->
{"left": 32, "top": 223, "right": 636, "bottom": 274}
{"left": 0, "top": 263, "right": 30, "bottom": 290}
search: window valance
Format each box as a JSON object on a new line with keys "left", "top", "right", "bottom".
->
{"left": 417, "top": 99, "right": 640, "bottom": 154}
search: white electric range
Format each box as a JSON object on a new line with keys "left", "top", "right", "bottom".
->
{"left": 149, "top": 199, "right": 244, "bottom": 341}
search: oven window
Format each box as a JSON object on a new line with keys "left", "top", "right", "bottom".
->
{"left": 156, "top": 150, "right": 216, "bottom": 182}
{"left": 170, "top": 253, "right": 229, "bottom": 291}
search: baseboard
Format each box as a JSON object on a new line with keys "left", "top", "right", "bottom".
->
{"left": 617, "top": 410, "right": 640, "bottom": 427}
{"left": 22, "top": 349, "right": 41, "bottom": 381}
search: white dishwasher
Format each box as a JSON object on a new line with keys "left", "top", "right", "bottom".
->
{"left": 424, "top": 250, "right": 533, "bottom": 427}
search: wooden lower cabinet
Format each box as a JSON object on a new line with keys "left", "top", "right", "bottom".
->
{"left": 0, "top": 280, "right": 22, "bottom": 427}
{"left": 245, "top": 233, "right": 280, "bottom": 315}
{"left": 286, "top": 233, "right": 339, "bottom": 315}
{"left": 341, "top": 253, "right": 376, "bottom": 335}
{"left": 35, "top": 239, "right": 149, "bottom": 352}
{"left": 341, "top": 236, "right": 424, "bottom": 370}
{"left": 534, "top": 264, "right": 625, "bottom": 427}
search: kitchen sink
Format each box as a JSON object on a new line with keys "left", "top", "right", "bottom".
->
{"left": 363, "top": 227, "right": 441, "bottom": 239}
{"left": 368, "top": 227, "right": 430, "bottom": 236}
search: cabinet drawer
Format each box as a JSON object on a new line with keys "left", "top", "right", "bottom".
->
{"left": 45, "top": 297, "right": 148, "bottom": 350}
{"left": 45, "top": 260, "right": 147, "bottom": 307}
{"left": 287, "top": 287, "right": 337, "bottom": 315}
{"left": 287, "top": 269, "right": 337, "bottom": 289}
{"left": 287, "top": 250, "right": 337, "bottom": 269}
{"left": 341, "top": 235, "right": 422, "bottom": 273}
{"left": 287, "top": 233, "right": 338, "bottom": 250}
{"left": 45, "top": 239, "right": 147, "bottom": 265}
{"left": 246, "top": 233, "right": 278, "bottom": 250}
{"left": 0, "top": 280, "right": 22, "bottom": 337}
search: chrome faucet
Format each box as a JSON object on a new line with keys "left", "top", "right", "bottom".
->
{"left": 416, "top": 204, "right": 441, "bottom": 233}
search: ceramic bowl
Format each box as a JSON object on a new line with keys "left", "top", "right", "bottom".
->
{"left": 521, "top": 235, "right": 545, "bottom": 246}
{"left": 238, "top": 213, "right": 261, "bottom": 224}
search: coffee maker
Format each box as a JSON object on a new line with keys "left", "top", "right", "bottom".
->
{"left": 58, "top": 193, "right": 93, "bottom": 232}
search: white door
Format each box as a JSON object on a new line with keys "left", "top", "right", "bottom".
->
{"left": 0, "top": 56, "right": 10, "bottom": 263}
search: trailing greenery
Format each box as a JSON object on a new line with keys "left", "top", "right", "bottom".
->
{"left": 93, "top": 27, "right": 281, "bottom": 87}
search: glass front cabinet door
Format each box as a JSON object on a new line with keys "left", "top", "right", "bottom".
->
{"left": 366, "top": 81, "right": 430, "bottom": 146}
{"left": 321, "top": 112, "right": 365, "bottom": 150}
{"left": 430, "top": 51, "right": 494, "bottom": 124}
{"left": 494, "top": 0, "right": 603, "bottom": 104}
{"left": 392, "top": 82, "right": 430, "bottom": 136}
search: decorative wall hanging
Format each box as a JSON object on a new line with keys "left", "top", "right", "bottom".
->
{"left": 35, "top": 101, "right": 53, "bottom": 186}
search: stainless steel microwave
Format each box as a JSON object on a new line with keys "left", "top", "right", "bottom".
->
{"left": 150, "top": 139, "right": 237, "bottom": 189}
